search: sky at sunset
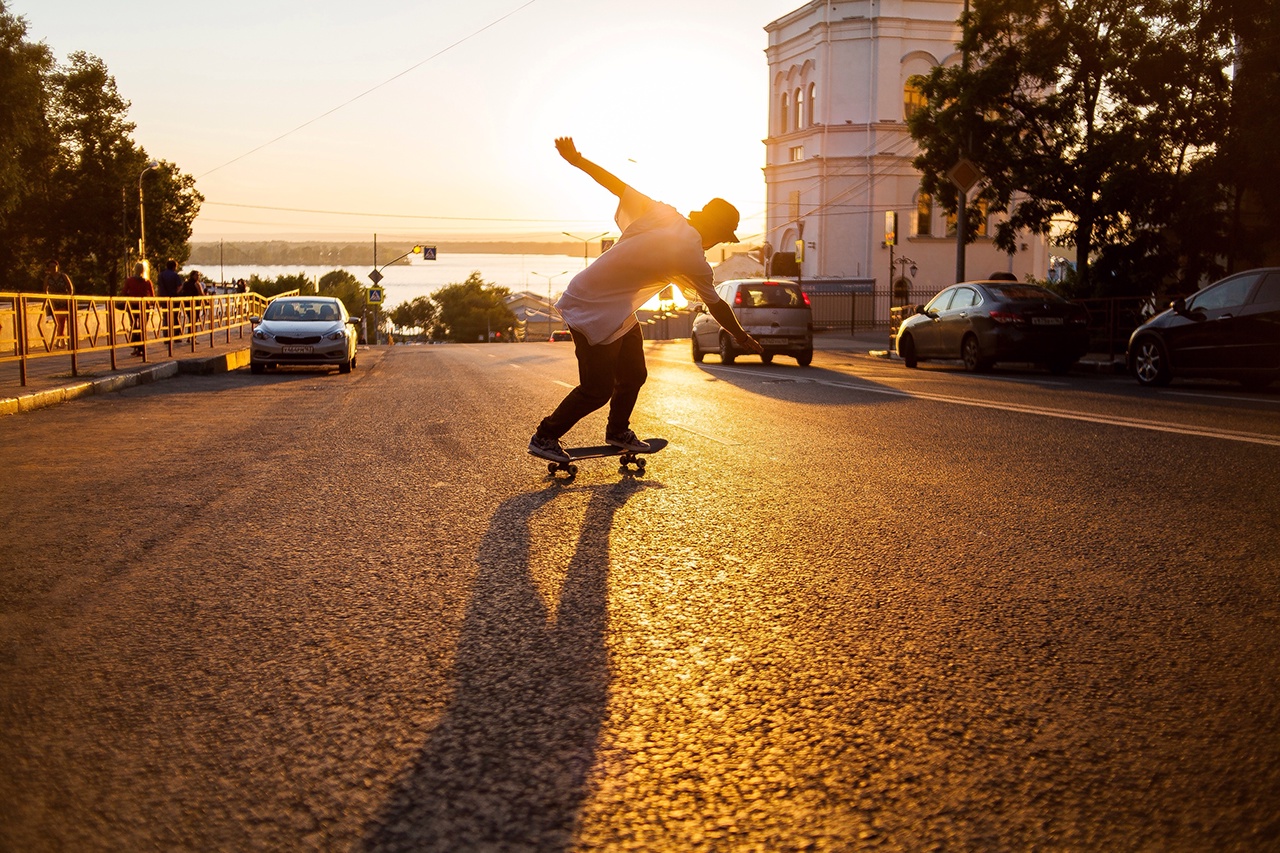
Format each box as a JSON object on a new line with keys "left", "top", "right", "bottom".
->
{"left": 19, "top": 0, "right": 808, "bottom": 244}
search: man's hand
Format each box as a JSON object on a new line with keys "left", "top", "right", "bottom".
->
{"left": 555, "top": 137, "right": 583, "bottom": 166}
{"left": 735, "top": 332, "right": 764, "bottom": 355}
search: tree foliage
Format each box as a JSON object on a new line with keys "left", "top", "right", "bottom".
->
{"left": 388, "top": 296, "right": 438, "bottom": 337}
{"left": 909, "top": 0, "right": 1243, "bottom": 297}
{"left": 317, "top": 269, "right": 365, "bottom": 316}
{"left": 431, "top": 272, "right": 516, "bottom": 342}
{"left": 0, "top": 2, "right": 201, "bottom": 294}
{"left": 247, "top": 273, "right": 316, "bottom": 298}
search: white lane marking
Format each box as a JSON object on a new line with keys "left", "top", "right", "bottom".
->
{"left": 665, "top": 420, "right": 739, "bottom": 446}
{"left": 701, "top": 364, "right": 1280, "bottom": 448}
{"left": 1164, "top": 390, "right": 1280, "bottom": 406}
{"left": 553, "top": 380, "right": 574, "bottom": 389}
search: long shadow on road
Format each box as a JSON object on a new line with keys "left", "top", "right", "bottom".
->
{"left": 361, "top": 478, "right": 644, "bottom": 852}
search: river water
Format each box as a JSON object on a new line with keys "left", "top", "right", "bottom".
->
{"left": 195, "top": 252, "right": 587, "bottom": 308}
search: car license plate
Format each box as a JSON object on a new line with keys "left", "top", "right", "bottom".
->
{"left": 282, "top": 345, "right": 314, "bottom": 353}
{"left": 1031, "top": 317, "right": 1064, "bottom": 325}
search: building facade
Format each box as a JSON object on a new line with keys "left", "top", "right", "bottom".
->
{"left": 764, "top": 0, "right": 1048, "bottom": 320}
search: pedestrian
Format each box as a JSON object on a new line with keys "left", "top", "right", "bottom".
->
{"left": 122, "top": 261, "right": 155, "bottom": 355}
{"left": 181, "top": 270, "right": 206, "bottom": 333}
{"left": 527, "top": 137, "right": 762, "bottom": 463}
{"left": 42, "top": 259, "right": 74, "bottom": 349}
{"left": 158, "top": 259, "right": 182, "bottom": 339}
{"left": 235, "top": 278, "right": 247, "bottom": 294}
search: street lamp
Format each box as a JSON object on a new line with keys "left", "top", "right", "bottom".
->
{"left": 532, "top": 270, "right": 567, "bottom": 339}
{"left": 562, "top": 231, "right": 608, "bottom": 270}
{"left": 137, "top": 160, "right": 160, "bottom": 277}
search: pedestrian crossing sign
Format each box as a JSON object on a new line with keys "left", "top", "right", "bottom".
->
{"left": 368, "top": 287, "right": 384, "bottom": 304}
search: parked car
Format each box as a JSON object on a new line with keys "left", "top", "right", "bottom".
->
{"left": 691, "top": 278, "right": 813, "bottom": 366}
{"left": 549, "top": 329, "right": 572, "bottom": 342}
{"left": 249, "top": 296, "right": 358, "bottom": 375}
{"left": 895, "top": 281, "right": 1090, "bottom": 373}
{"left": 1128, "top": 268, "right": 1280, "bottom": 389}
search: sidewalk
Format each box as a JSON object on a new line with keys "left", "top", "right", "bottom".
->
{"left": 1, "top": 336, "right": 251, "bottom": 417}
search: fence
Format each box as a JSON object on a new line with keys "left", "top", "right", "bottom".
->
{"left": 0, "top": 290, "right": 296, "bottom": 386}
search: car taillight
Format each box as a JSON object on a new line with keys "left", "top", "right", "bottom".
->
{"left": 733, "top": 290, "right": 743, "bottom": 306}
{"left": 989, "top": 310, "right": 1024, "bottom": 324}
{"left": 802, "top": 292, "right": 811, "bottom": 306}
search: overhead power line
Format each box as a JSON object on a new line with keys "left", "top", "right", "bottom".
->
{"left": 196, "top": 0, "right": 541, "bottom": 179}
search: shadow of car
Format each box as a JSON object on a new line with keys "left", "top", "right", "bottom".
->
{"left": 1128, "top": 268, "right": 1280, "bottom": 389}
{"left": 896, "top": 281, "right": 1090, "bottom": 373}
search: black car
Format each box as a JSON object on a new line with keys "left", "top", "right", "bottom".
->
{"left": 895, "top": 281, "right": 1090, "bottom": 373}
{"left": 1128, "top": 268, "right": 1280, "bottom": 389}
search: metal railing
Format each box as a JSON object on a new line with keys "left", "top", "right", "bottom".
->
{"left": 0, "top": 290, "right": 298, "bottom": 386}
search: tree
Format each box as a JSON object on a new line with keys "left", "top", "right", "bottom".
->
{"left": 0, "top": 2, "right": 55, "bottom": 288}
{"left": 388, "top": 296, "right": 437, "bottom": 337}
{"left": 317, "top": 269, "right": 365, "bottom": 316}
{"left": 910, "top": 0, "right": 1237, "bottom": 297}
{"left": 248, "top": 273, "right": 315, "bottom": 298}
{"left": 431, "top": 272, "right": 516, "bottom": 342}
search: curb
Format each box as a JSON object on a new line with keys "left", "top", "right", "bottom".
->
{"left": 0, "top": 348, "right": 249, "bottom": 417}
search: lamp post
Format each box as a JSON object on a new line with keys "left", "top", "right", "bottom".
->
{"left": 137, "top": 160, "right": 160, "bottom": 277}
{"left": 531, "top": 270, "right": 567, "bottom": 339}
{"left": 562, "top": 231, "right": 608, "bottom": 270}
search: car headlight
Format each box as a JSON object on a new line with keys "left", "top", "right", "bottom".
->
{"left": 324, "top": 327, "right": 348, "bottom": 341}
{"left": 253, "top": 327, "right": 273, "bottom": 340}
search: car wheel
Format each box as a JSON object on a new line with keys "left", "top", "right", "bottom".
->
{"left": 961, "top": 335, "right": 991, "bottom": 372}
{"left": 719, "top": 334, "right": 737, "bottom": 364}
{"left": 761, "top": 353, "right": 774, "bottom": 364}
{"left": 899, "top": 334, "right": 918, "bottom": 368}
{"left": 692, "top": 334, "right": 705, "bottom": 363}
{"left": 339, "top": 358, "right": 352, "bottom": 374}
{"left": 1132, "top": 336, "right": 1172, "bottom": 386}
{"left": 250, "top": 362, "right": 265, "bottom": 375}
{"left": 796, "top": 349, "right": 813, "bottom": 367}
{"left": 351, "top": 355, "right": 357, "bottom": 369}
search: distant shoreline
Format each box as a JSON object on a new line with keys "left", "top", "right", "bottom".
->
{"left": 187, "top": 240, "right": 599, "bottom": 266}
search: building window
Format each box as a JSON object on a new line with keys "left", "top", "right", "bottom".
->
{"left": 780, "top": 92, "right": 789, "bottom": 135}
{"left": 904, "top": 75, "right": 927, "bottom": 121}
{"left": 794, "top": 88, "right": 803, "bottom": 130}
{"left": 915, "top": 192, "right": 933, "bottom": 237}
{"left": 945, "top": 201, "right": 988, "bottom": 237}
{"left": 807, "top": 83, "right": 816, "bottom": 126}
{"left": 790, "top": 146, "right": 804, "bottom": 162}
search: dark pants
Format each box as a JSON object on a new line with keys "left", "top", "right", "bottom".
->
{"left": 537, "top": 323, "right": 647, "bottom": 440}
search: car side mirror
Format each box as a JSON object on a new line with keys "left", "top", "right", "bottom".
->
{"left": 914, "top": 304, "right": 927, "bottom": 316}
{"left": 249, "top": 315, "right": 261, "bottom": 326}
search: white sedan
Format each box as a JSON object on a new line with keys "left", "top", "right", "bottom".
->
{"left": 250, "top": 296, "right": 358, "bottom": 375}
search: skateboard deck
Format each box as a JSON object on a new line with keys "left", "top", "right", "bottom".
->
{"left": 541, "top": 438, "right": 667, "bottom": 478}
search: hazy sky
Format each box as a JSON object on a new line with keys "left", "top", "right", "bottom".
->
{"left": 19, "top": 0, "right": 807, "bottom": 243}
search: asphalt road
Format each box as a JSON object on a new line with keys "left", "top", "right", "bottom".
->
{"left": 2, "top": 341, "right": 1278, "bottom": 851}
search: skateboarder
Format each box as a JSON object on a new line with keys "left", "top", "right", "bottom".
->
{"left": 528, "top": 137, "right": 763, "bottom": 464}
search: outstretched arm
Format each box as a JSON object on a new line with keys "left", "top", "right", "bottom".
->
{"left": 706, "top": 299, "right": 764, "bottom": 354}
{"left": 555, "top": 137, "right": 627, "bottom": 198}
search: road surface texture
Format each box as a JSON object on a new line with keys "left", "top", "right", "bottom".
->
{"left": 2, "top": 341, "right": 1278, "bottom": 851}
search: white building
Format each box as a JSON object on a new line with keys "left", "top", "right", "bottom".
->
{"left": 764, "top": 0, "right": 1048, "bottom": 320}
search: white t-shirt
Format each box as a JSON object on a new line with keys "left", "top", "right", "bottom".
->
{"left": 556, "top": 187, "right": 721, "bottom": 345}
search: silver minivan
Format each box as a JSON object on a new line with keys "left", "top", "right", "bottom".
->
{"left": 691, "top": 278, "right": 813, "bottom": 366}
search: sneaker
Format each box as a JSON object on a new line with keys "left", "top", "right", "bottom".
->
{"left": 528, "top": 433, "right": 571, "bottom": 463}
{"left": 606, "top": 429, "right": 652, "bottom": 452}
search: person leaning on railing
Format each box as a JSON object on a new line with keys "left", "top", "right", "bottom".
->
{"left": 42, "top": 259, "right": 74, "bottom": 349}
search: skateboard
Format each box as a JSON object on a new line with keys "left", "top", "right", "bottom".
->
{"left": 540, "top": 438, "right": 668, "bottom": 478}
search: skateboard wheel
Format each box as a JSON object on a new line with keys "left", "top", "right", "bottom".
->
{"left": 547, "top": 462, "right": 558, "bottom": 474}
{"left": 637, "top": 458, "right": 647, "bottom": 470}
{"left": 567, "top": 464, "right": 578, "bottom": 476}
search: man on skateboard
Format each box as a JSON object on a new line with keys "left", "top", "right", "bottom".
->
{"left": 528, "top": 137, "right": 763, "bottom": 464}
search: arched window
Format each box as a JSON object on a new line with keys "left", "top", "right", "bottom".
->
{"left": 794, "top": 88, "right": 803, "bottom": 130}
{"left": 915, "top": 191, "right": 933, "bottom": 237}
{"left": 780, "top": 92, "right": 789, "bottom": 135}
{"left": 807, "top": 83, "right": 816, "bottom": 126}
{"left": 904, "top": 75, "right": 927, "bottom": 121}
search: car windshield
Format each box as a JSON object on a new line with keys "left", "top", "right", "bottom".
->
{"left": 740, "top": 283, "right": 806, "bottom": 308}
{"left": 263, "top": 300, "right": 342, "bottom": 322}
{"left": 987, "top": 284, "right": 1064, "bottom": 302}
